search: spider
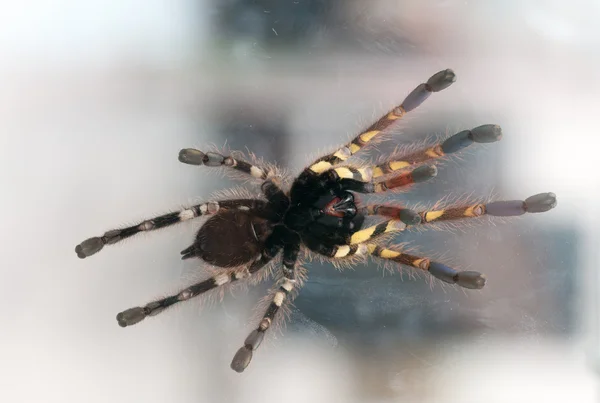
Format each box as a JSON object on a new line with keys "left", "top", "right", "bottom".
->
{"left": 75, "top": 69, "right": 557, "bottom": 373}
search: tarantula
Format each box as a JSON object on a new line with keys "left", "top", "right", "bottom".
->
{"left": 75, "top": 69, "right": 557, "bottom": 372}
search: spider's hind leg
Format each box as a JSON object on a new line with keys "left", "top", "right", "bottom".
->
{"left": 231, "top": 236, "right": 301, "bottom": 373}
{"left": 366, "top": 243, "right": 487, "bottom": 289}
{"left": 117, "top": 239, "right": 283, "bottom": 328}
{"left": 117, "top": 268, "right": 252, "bottom": 327}
{"left": 75, "top": 199, "right": 270, "bottom": 259}
{"left": 76, "top": 201, "right": 219, "bottom": 259}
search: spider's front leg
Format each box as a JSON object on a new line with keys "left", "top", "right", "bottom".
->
{"left": 326, "top": 164, "right": 438, "bottom": 194}
{"left": 325, "top": 123, "right": 503, "bottom": 195}
{"left": 365, "top": 243, "right": 487, "bottom": 289}
{"left": 372, "top": 124, "right": 502, "bottom": 178}
{"left": 305, "top": 69, "right": 456, "bottom": 175}
{"left": 231, "top": 235, "right": 301, "bottom": 373}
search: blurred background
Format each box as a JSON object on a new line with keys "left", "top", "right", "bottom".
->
{"left": 1, "top": 1, "right": 599, "bottom": 402}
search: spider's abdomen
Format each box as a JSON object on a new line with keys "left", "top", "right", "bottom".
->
{"left": 190, "top": 209, "right": 274, "bottom": 267}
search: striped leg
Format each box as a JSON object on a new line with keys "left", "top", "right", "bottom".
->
{"left": 306, "top": 69, "right": 457, "bottom": 175}
{"left": 116, "top": 254, "right": 274, "bottom": 328}
{"left": 366, "top": 243, "right": 486, "bottom": 289}
{"left": 307, "top": 239, "right": 369, "bottom": 259}
{"left": 358, "top": 204, "right": 422, "bottom": 225}
{"left": 372, "top": 125, "right": 502, "bottom": 178}
{"left": 179, "top": 149, "right": 273, "bottom": 180}
{"left": 117, "top": 269, "right": 250, "bottom": 327}
{"left": 230, "top": 240, "right": 301, "bottom": 373}
{"left": 418, "top": 192, "right": 557, "bottom": 224}
{"left": 348, "top": 219, "right": 408, "bottom": 244}
{"left": 332, "top": 165, "right": 438, "bottom": 194}
{"left": 75, "top": 199, "right": 269, "bottom": 259}
{"left": 325, "top": 166, "right": 374, "bottom": 182}
{"left": 347, "top": 193, "right": 557, "bottom": 245}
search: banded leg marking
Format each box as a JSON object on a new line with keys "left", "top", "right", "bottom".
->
{"left": 419, "top": 192, "right": 557, "bottom": 224}
{"left": 308, "top": 242, "right": 368, "bottom": 259}
{"left": 372, "top": 165, "right": 437, "bottom": 192}
{"left": 231, "top": 240, "right": 300, "bottom": 373}
{"left": 118, "top": 239, "right": 281, "bottom": 329}
{"left": 349, "top": 219, "right": 407, "bottom": 244}
{"left": 307, "top": 69, "right": 457, "bottom": 174}
{"left": 359, "top": 204, "right": 422, "bottom": 225}
{"left": 230, "top": 278, "right": 295, "bottom": 373}
{"left": 332, "top": 165, "right": 437, "bottom": 194}
{"left": 116, "top": 268, "right": 253, "bottom": 328}
{"left": 327, "top": 166, "right": 374, "bottom": 182}
{"left": 366, "top": 244, "right": 486, "bottom": 289}
{"left": 76, "top": 199, "right": 267, "bottom": 259}
{"left": 179, "top": 149, "right": 271, "bottom": 180}
{"left": 372, "top": 125, "right": 503, "bottom": 178}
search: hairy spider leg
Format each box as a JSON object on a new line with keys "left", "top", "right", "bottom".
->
{"left": 75, "top": 199, "right": 272, "bottom": 259}
{"left": 372, "top": 124, "right": 502, "bottom": 178}
{"left": 179, "top": 148, "right": 273, "bottom": 180}
{"left": 308, "top": 236, "right": 484, "bottom": 289}
{"left": 365, "top": 243, "right": 486, "bottom": 289}
{"left": 231, "top": 236, "right": 301, "bottom": 373}
{"left": 357, "top": 192, "right": 557, "bottom": 225}
{"left": 416, "top": 192, "right": 557, "bottom": 223}
{"left": 328, "top": 125, "right": 500, "bottom": 194}
{"left": 326, "top": 164, "right": 438, "bottom": 194}
{"left": 348, "top": 192, "right": 557, "bottom": 244}
{"left": 347, "top": 219, "right": 407, "bottom": 244}
{"left": 306, "top": 69, "right": 456, "bottom": 175}
{"left": 116, "top": 248, "right": 279, "bottom": 328}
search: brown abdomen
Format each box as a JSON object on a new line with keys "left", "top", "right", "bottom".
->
{"left": 195, "top": 209, "right": 273, "bottom": 267}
